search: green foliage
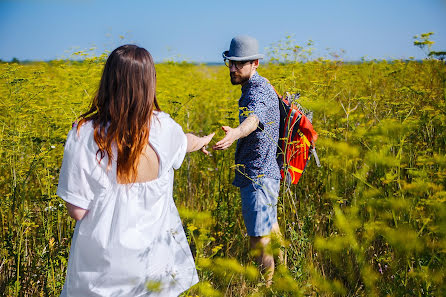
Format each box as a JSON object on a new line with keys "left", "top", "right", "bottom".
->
{"left": 413, "top": 32, "right": 435, "bottom": 56}
{"left": 266, "top": 35, "right": 316, "bottom": 64}
{"left": 414, "top": 32, "right": 446, "bottom": 61}
{"left": 0, "top": 49, "right": 445, "bottom": 296}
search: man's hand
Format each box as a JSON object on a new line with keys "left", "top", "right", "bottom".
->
{"left": 213, "top": 114, "right": 259, "bottom": 151}
{"left": 213, "top": 126, "right": 240, "bottom": 150}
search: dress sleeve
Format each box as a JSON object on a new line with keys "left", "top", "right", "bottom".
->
{"left": 56, "top": 127, "right": 105, "bottom": 209}
{"left": 171, "top": 121, "right": 188, "bottom": 170}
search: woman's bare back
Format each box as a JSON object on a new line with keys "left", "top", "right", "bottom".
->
{"left": 117, "top": 144, "right": 159, "bottom": 184}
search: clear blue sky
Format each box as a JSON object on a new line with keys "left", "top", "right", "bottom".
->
{"left": 1, "top": 0, "right": 446, "bottom": 62}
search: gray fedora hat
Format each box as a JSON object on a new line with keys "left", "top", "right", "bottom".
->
{"left": 222, "top": 35, "right": 264, "bottom": 61}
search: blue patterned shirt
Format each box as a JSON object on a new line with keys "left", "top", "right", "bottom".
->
{"left": 232, "top": 72, "right": 281, "bottom": 187}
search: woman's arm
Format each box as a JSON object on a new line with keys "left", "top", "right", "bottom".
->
{"left": 186, "top": 133, "right": 215, "bottom": 155}
{"left": 66, "top": 202, "right": 88, "bottom": 221}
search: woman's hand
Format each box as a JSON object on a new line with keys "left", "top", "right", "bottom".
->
{"left": 186, "top": 133, "right": 215, "bottom": 155}
{"left": 199, "top": 133, "right": 215, "bottom": 155}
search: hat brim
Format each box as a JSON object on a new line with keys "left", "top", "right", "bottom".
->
{"left": 222, "top": 51, "right": 264, "bottom": 61}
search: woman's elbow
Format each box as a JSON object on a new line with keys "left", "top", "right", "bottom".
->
{"left": 69, "top": 211, "right": 87, "bottom": 221}
{"left": 66, "top": 203, "right": 88, "bottom": 221}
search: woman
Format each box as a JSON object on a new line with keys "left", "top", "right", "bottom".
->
{"left": 57, "top": 44, "right": 213, "bottom": 296}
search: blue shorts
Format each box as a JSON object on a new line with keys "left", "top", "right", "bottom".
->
{"left": 240, "top": 177, "right": 280, "bottom": 237}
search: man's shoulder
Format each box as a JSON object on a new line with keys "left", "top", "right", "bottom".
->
{"left": 246, "top": 73, "right": 273, "bottom": 94}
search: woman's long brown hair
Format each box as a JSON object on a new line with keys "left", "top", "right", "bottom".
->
{"left": 77, "top": 44, "right": 160, "bottom": 183}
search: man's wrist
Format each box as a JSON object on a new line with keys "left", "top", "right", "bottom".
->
{"left": 234, "top": 127, "right": 242, "bottom": 140}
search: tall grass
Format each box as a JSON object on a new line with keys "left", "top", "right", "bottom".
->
{"left": 0, "top": 55, "right": 445, "bottom": 296}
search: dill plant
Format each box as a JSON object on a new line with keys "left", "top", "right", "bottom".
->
{"left": 0, "top": 44, "right": 445, "bottom": 296}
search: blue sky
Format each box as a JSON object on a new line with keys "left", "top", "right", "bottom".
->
{"left": 1, "top": 0, "right": 445, "bottom": 62}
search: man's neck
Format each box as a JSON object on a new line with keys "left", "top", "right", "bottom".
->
{"left": 241, "top": 71, "right": 257, "bottom": 87}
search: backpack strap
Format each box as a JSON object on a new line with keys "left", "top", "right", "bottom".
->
{"left": 271, "top": 84, "right": 282, "bottom": 99}
{"left": 311, "top": 147, "right": 321, "bottom": 167}
{"left": 265, "top": 78, "right": 282, "bottom": 99}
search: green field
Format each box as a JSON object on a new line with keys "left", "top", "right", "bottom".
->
{"left": 0, "top": 55, "right": 445, "bottom": 296}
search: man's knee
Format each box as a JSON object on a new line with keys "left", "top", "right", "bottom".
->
{"left": 271, "top": 222, "right": 281, "bottom": 234}
{"left": 249, "top": 236, "right": 275, "bottom": 270}
{"left": 250, "top": 235, "right": 271, "bottom": 249}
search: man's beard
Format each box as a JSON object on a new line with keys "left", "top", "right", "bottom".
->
{"left": 230, "top": 72, "right": 250, "bottom": 85}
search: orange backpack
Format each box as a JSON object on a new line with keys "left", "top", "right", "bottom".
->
{"left": 274, "top": 90, "right": 320, "bottom": 185}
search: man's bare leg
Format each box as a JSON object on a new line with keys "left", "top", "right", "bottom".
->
{"left": 270, "top": 222, "right": 285, "bottom": 266}
{"left": 250, "top": 235, "right": 274, "bottom": 286}
{"left": 249, "top": 222, "right": 284, "bottom": 286}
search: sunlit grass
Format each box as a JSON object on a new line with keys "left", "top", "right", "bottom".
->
{"left": 0, "top": 55, "right": 445, "bottom": 296}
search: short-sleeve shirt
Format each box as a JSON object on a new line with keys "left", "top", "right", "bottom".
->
{"left": 233, "top": 71, "right": 281, "bottom": 187}
{"left": 57, "top": 111, "right": 198, "bottom": 297}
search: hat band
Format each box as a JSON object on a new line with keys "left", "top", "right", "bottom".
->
{"left": 222, "top": 51, "right": 264, "bottom": 61}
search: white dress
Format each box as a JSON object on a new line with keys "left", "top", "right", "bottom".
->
{"left": 57, "top": 111, "right": 198, "bottom": 297}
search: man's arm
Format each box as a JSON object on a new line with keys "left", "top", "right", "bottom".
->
{"left": 212, "top": 114, "right": 259, "bottom": 150}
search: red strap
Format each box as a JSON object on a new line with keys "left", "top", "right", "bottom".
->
{"left": 265, "top": 78, "right": 282, "bottom": 99}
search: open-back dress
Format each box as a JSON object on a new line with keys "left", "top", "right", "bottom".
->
{"left": 57, "top": 111, "right": 198, "bottom": 297}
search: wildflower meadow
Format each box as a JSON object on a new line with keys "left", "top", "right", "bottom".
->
{"left": 0, "top": 36, "right": 445, "bottom": 296}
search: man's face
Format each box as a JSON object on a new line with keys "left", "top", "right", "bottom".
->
{"left": 227, "top": 60, "right": 256, "bottom": 85}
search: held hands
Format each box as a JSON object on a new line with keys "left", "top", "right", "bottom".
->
{"left": 212, "top": 126, "right": 240, "bottom": 150}
{"left": 190, "top": 115, "right": 257, "bottom": 153}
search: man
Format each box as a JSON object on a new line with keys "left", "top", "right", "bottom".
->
{"left": 213, "top": 35, "right": 282, "bottom": 284}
